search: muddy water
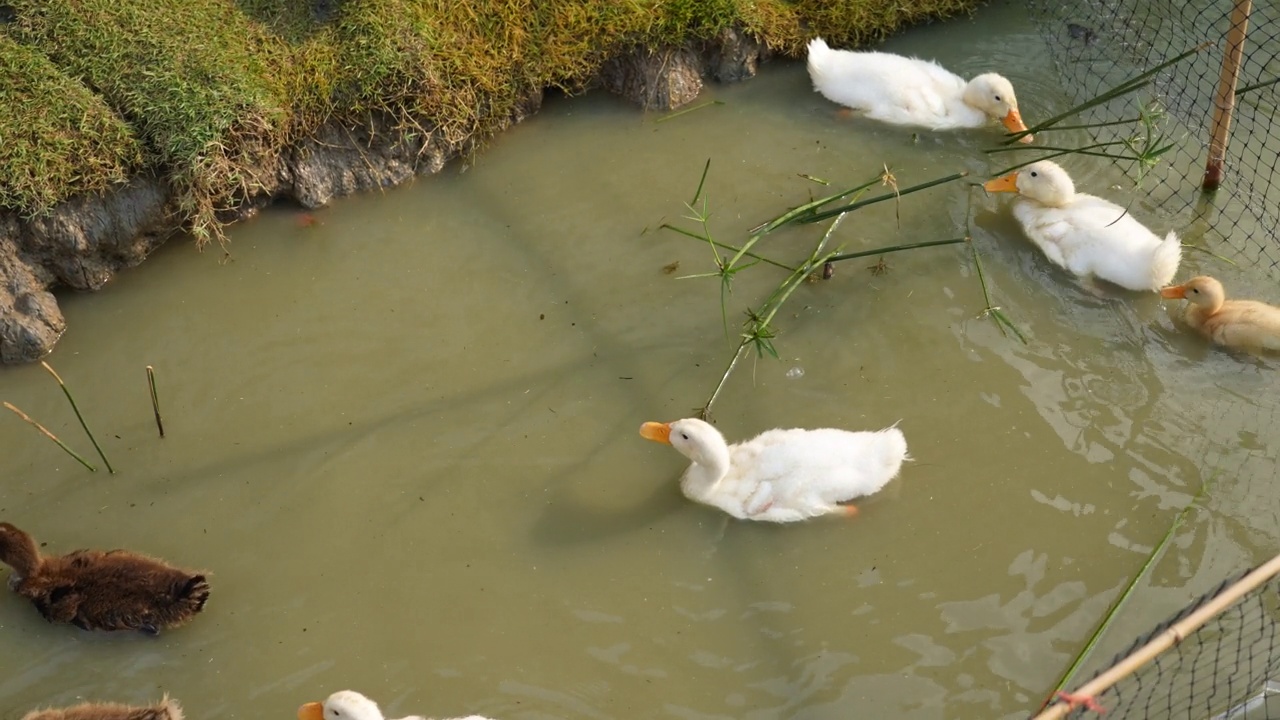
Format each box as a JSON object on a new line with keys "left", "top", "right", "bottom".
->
{"left": 2, "top": 2, "right": 1278, "bottom": 719}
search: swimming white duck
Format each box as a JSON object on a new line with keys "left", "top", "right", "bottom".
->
{"left": 639, "top": 418, "right": 908, "bottom": 523}
{"left": 806, "top": 37, "right": 1033, "bottom": 142}
{"left": 298, "top": 691, "right": 493, "bottom": 720}
{"left": 1160, "top": 275, "right": 1280, "bottom": 352}
{"left": 984, "top": 160, "right": 1181, "bottom": 291}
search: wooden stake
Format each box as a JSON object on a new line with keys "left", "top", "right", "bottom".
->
{"left": 1032, "top": 550, "right": 1280, "bottom": 719}
{"left": 1204, "top": 0, "right": 1252, "bottom": 191}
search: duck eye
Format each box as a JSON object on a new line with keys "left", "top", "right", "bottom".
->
{"left": 994, "top": 95, "right": 1002, "bottom": 101}
{"left": 1030, "top": 171, "right": 1037, "bottom": 177}
{"left": 1191, "top": 288, "right": 1199, "bottom": 294}
{"left": 680, "top": 433, "right": 689, "bottom": 440}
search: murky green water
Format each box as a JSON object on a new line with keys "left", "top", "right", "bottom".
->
{"left": 3, "top": 2, "right": 1278, "bottom": 719}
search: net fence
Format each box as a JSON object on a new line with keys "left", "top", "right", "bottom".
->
{"left": 1024, "top": 0, "right": 1280, "bottom": 277}
{"left": 1032, "top": 557, "right": 1280, "bottom": 719}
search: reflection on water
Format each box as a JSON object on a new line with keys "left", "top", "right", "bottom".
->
{"left": 1, "top": 1, "right": 1278, "bottom": 719}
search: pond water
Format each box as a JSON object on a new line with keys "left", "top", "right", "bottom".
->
{"left": 2, "top": 1, "right": 1278, "bottom": 719}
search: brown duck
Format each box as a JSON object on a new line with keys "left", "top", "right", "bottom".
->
{"left": 0, "top": 522, "right": 210, "bottom": 634}
{"left": 22, "top": 696, "right": 184, "bottom": 720}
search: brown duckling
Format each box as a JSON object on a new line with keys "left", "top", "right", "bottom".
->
{"left": 22, "top": 697, "right": 183, "bottom": 720}
{"left": 1160, "top": 275, "right": 1280, "bottom": 352}
{"left": 0, "top": 522, "right": 210, "bottom": 635}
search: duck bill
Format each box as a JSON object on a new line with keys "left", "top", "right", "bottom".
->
{"left": 983, "top": 173, "right": 1020, "bottom": 193}
{"left": 1159, "top": 285, "right": 1187, "bottom": 299}
{"left": 1002, "top": 109, "right": 1034, "bottom": 144}
{"left": 298, "top": 703, "right": 324, "bottom": 720}
{"left": 639, "top": 422, "right": 672, "bottom": 444}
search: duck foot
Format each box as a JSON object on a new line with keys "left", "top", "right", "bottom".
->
{"left": 839, "top": 504, "right": 859, "bottom": 518}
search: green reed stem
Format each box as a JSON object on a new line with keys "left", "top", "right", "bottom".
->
{"left": 797, "top": 172, "right": 968, "bottom": 225}
{"left": 656, "top": 100, "right": 725, "bottom": 124}
{"left": 146, "top": 365, "right": 165, "bottom": 439}
{"left": 825, "top": 238, "right": 966, "bottom": 264}
{"left": 700, "top": 214, "right": 846, "bottom": 419}
{"left": 690, "top": 158, "right": 711, "bottom": 206}
{"left": 967, "top": 237, "right": 1027, "bottom": 344}
{"left": 748, "top": 176, "right": 882, "bottom": 237}
{"left": 1002, "top": 42, "right": 1213, "bottom": 145}
{"left": 1037, "top": 474, "right": 1216, "bottom": 712}
{"left": 985, "top": 140, "right": 1131, "bottom": 155}
{"left": 989, "top": 149, "right": 1156, "bottom": 177}
{"left": 1236, "top": 75, "right": 1280, "bottom": 96}
{"left": 4, "top": 401, "right": 97, "bottom": 472}
{"left": 42, "top": 361, "right": 114, "bottom": 474}
{"left": 659, "top": 224, "right": 796, "bottom": 271}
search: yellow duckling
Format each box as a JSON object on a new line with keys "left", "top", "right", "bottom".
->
{"left": 984, "top": 160, "right": 1181, "bottom": 291}
{"left": 22, "top": 697, "right": 182, "bottom": 720}
{"left": 1160, "top": 275, "right": 1280, "bottom": 352}
{"left": 805, "top": 37, "right": 1033, "bottom": 142}
{"left": 639, "top": 418, "right": 908, "bottom": 523}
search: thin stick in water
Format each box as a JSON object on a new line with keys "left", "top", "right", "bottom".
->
{"left": 41, "top": 361, "right": 114, "bottom": 474}
{"left": 147, "top": 365, "right": 165, "bottom": 438}
{"left": 4, "top": 401, "right": 97, "bottom": 472}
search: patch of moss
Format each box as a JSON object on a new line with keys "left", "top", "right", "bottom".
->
{"left": 1, "top": 0, "right": 980, "bottom": 246}
{"left": 7, "top": 0, "right": 289, "bottom": 245}
{"left": 0, "top": 36, "right": 143, "bottom": 217}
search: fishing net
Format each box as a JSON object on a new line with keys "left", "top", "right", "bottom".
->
{"left": 1031, "top": 557, "right": 1280, "bottom": 719}
{"left": 1023, "top": 0, "right": 1280, "bottom": 275}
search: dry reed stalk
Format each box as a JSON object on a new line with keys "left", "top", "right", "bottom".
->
{"left": 3, "top": 401, "right": 97, "bottom": 472}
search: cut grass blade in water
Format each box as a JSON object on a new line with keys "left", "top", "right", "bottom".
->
{"left": 147, "top": 365, "right": 165, "bottom": 438}
{"left": 655, "top": 100, "right": 725, "bottom": 124}
{"left": 41, "top": 361, "right": 114, "bottom": 474}
{"left": 4, "top": 401, "right": 97, "bottom": 472}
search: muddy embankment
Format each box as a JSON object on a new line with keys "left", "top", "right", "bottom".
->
{"left": 0, "top": 30, "right": 770, "bottom": 365}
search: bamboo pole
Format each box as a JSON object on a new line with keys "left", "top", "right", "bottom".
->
{"left": 1203, "top": 0, "right": 1252, "bottom": 191}
{"left": 1032, "top": 550, "right": 1280, "bottom": 720}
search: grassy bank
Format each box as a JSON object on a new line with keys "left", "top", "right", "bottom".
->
{"left": 0, "top": 0, "right": 978, "bottom": 246}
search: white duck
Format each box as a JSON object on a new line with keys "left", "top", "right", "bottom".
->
{"left": 639, "top": 418, "right": 908, "bottom": 523}
{"left": 806, "top": 37, "right": 1033, "bottom": 142}
{"left": 984, "top": 160, "right": 1181, "bottom": 291}
{"left": 298, "top": 691, "right": 493, "bottom": 720}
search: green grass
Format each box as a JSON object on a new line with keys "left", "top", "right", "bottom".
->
{"left": 0, "top": 36, "right": 143, "bottom": 217}
{"left": 0, "top": 0, "right": 981, "bottom": 247}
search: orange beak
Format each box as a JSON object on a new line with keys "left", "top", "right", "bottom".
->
{"left": 1160, "top": 285, "right": 1187, "bottom": 299}
{"left": 983, "top": 172, "right": 1020, "bottom": 193}
{"left": 298, "top": 703, "right": 324, "bottom": 720}
{"left": 639, "top": 421, "right": 672, "bottom": 444}
{"left": 1003, "top": 109, "right": 1034, "bottom": 143}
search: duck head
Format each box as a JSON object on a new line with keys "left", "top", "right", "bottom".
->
{"left": 1160, "top": 276, "right": 1226, "bottom": 313}
{"left": 0, "top": 522, "right": 40, "bottom": 582}
{"left": 640, "top": 418, "right": 732, "bottom": 479}
{"left": 963, "top": 74, "right": 1033, "bottom": 143}
{"left": 983, "top": 160, "right": 1075, "bottom": 207}
{"left": 299, "top": 692, "right": 385, "bottom": 720}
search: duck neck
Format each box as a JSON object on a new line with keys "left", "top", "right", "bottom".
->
{"left": 0, "top": 527, "right": 41, "bottom": 579}
{"left": 680, "top": 443, "right": 732, "bottom": 498}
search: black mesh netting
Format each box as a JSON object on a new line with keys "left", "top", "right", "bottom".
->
{"left": 1036, "top": 566, "right": 1280, "bottom": 719}
{"left": 1024, "top": 0, "right": 1280, "bottom": 276}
